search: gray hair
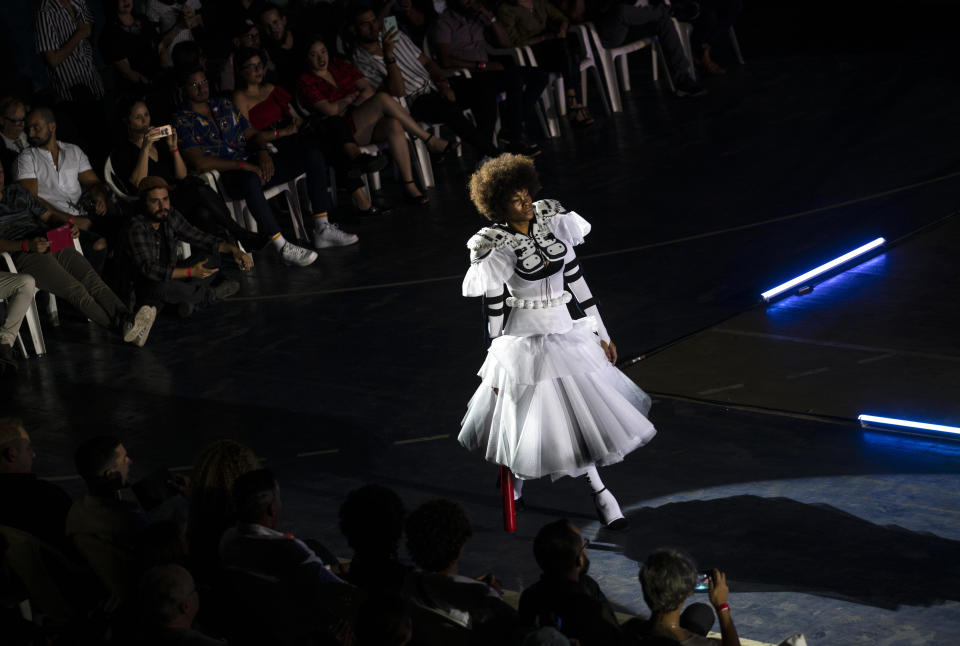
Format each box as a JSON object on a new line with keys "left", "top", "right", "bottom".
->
{"left": 639, "top": 549, "right": 698, "bottom": 613}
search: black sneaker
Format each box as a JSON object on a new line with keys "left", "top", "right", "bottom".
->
{"left": 213, "top": 279, "right": 240, "bottom": 301}
{"left": 670, "top": 1, "right": 700, "bottom": 22}
{"left": 348, "top": 153, "right": 389, "bottom": 178}
{"left": 675, "top": 76, "right": 708, "bottom": 98}
{"left": 0, "top": 343, "right": 17, "bottom": 376}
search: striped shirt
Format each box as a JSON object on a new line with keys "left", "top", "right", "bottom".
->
{"left": 34, "top": 0, "right": 105, "bottom": 102}
{"left": 353, "top": 33, "right": 436, "bottom": 99}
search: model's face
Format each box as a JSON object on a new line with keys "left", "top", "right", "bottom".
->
{"left": 26, "top": 113, "right": 53, "bottom": 147}
{"left": 261, "top": 9, "right": 286, "bottom": 41}
{"left": 240, "top": 55, "right": 265, "bottom": 86}
{"left": 2, "top": 103, "right": 25, "bottom": 139}
{"left": 505, "top": 188, "right": 534, "bottom": 224}
{"left": 127, "top": 102, "right": 151, "bottom": 134}
{"left": 307, "top": 42, "right": 329, "bottom": 72}
{"left": 183, "top": 72, "right": 210, "bottom": 103}
{"left": 144, "top": 188, "right": 171, "bottom": 221}
{"left": 353, "top": 11, "right": 380, "bottom": 43}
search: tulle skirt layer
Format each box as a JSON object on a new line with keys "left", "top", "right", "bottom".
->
{"left": 459, "top": 318, "right": 657, "bottom": 480}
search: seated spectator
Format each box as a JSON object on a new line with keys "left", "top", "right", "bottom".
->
{"left": 339, "top": 484, "right": 413, "bottom": 592}
{"left": 256, "top": 3, "right": 304, "bottom": 91}
{"left": 219, "top": 16, "right": 276, "bottom": 93}
{"left": 219, "top": 469, "right": 353, "bottom": 641}
{"left": 17, "top": 107, "right": 110, "bottom": 257}
{"left": 297, "top": 37, "right": 453, "bottom": 206}
{"left": 0, "top": 269, "right": 34, "bottom": 376}
{"left": 0, "top": 161, "right": 158, "bottom": 346}
{"left": 137, "top": 564, "right": 225, "bottom": 645}
{"left": 112, "top": 97, "right": 266, "bottom": 249}
{"left": 100, "top": 0, "right": 163, "bottom": 92}
{"left": 0, "top": 96, "right": 29, "bottom": 175}
{"left": 518, "top": 519, "right": 621, "bottom": 646}
{"left": 355, "top": 592, "right": 413, "bottom": 646}
{"left": 0, "top": 418, "right": 73, "bottom": 551}
{"left": 231, "top": 48, "right": 365, "bottom": 245}
{"left": 187, "top": 439, "right": 260, "bottom": 581}
{"left": 378, "top": 0, "right": 439, "bottom": 50}
{"left": 404, "top": 498, "right": 515, "bottom": 633}
{"left": 687, "top": 0, "right": 743, "bottom": 75}
{"left": 148, "top": 0, "right": 204, "bottom": 65}
{"left": 432, "top": 0, "right": 549, "bottom": 156}
{"left": 123, "top": 176, "right": 252, "bottom": 320}
{"left": 348, "top": 8, "right": 501, "bottom": 159}
{"left": 635, "top": 549, "right": 741, "bottom": 646}
{"left": 591, "top": 0, "right": 706, "bottom": 97}
{"left": 66, "top": 436, "right": 151, "bottom": 610}
{"left": 496, "top": 0, "right": 595, "bottom": 126}
{"left": 173, "top": 67, "right": 333, "bottom": 266}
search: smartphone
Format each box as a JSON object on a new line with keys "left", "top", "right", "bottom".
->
{"left": 155, "top": 125, "right": 173, "bottom": 137}
{"left": 383, "top": 15, "right": 398, "bottom": 34}
{"left": 694, "top": 572, "right": 711, "bottom": 592}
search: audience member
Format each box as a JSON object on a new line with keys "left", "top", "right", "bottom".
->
{"left": 496, "top": 0, "right": 595, "bottom": 126}
{"left": 349, "top": 8, "right": 501, "bottom": 160}
{"left": 148, "top": 0, "right": 205, "bottom": 63}
{"left": 66, "top": 435, "right": 151, "bottom": 610}
{"left": 219, "top": 16, "right": 276, "bottom": 93}
{"left": 633, "top": 549, "right": 742, "bottom": 646}
{"left": 591, "top": 0, "right": 706, "bottom": 97}
{"left": 100, "top": 0, "right": 164, "bottom": 92}
{"left": 187, "top": 439, "right": 260, "bottom": 580}
{"left": 297, "top": 36, "right": 450, "bottom": 205}
{"left": 123, "top": 177, "right": 251, "bottom": 321}
{"left": 339, "top": 483, "right": 413, "bottom": 592}
{"left": 137, "top": 564, "right": 226, "bottom": 645}
{"left": 518, "top": 519, "right": 622, "bottom": 646}
{"left": 0, "top": 97, "right": 29, "bottom": 175}
{"left": 34, "top": 0, "right": 105, "bottom": 104}
{"left": 231, "top": 47, "right": 360, "bottom": 247}
{"left": 686, "top": 0, "right": 743, "bottom": 75}
{"left": 404, "top": 498, "right": 515, "bottom": 632}
{"left": 0, "top": 418, "right": 73, "bottom": 550}
{"left": 355, "top": 592, "right": 414, "bottom": 646}
{"left": 432, "top": 0, "right": 548, "bottom": 155}
{"left": 256, "top": 3, "right": 303, "bottom": 90}
{"left": 379, "top": 0, "right": 439, "bottom": 49}
{"left": 173, "top": 67, "right": 325, "bottom": 266}
{"left": 0, "top": 270, "right": 34, "bottom": 376}
{"left": 16, "top": 107, "right": 109, "bottom": 256}
{"left": 0, "top": 161, "right": 158, "bottom": 345}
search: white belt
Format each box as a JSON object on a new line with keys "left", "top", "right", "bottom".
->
{"left": 506, "top": 292, "right": 572, "bottom": 310}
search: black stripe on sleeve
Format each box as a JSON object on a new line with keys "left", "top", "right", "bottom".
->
{"left": 564, "top": 267, "right": 584, "bottom": 283}
{"left": 579, "top": 297, "right": 597, "bottom": 310}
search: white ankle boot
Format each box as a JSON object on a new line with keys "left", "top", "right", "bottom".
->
{"left": 593, "top": 487, "right": 629, "bottom": 530}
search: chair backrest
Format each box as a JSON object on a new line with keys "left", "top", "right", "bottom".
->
{"left": 103, "top": 156, "right": 137, "bottom": 202}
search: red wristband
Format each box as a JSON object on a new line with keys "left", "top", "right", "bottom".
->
{"left": 171, "top": 148, "right": 179, "bottom": 153}
{"left": 478, "top": 61, "right": 487, "bottom": 70}
{"left": 68, "top": 214, "right": 74, "bottom": 224}
{"left": 187, "top": 267, "right": 192, "bottom": 278}
{"left": 21, "top": 240, "right": 28, "bottom": 251}
{"left": 275, "top": 128, "right": 280, "bottom": 139}
{"left": 715, "top": 603, "right": 730, "bottom": 613}
{"left": 239, "top": 160, "right": 245, "bottom": 170}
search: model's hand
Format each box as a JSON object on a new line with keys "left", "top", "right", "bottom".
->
{"left": 601, "top": 339, "right": 617, "bottom": 364}
{"left": 708, "top": 569, "right": 730, "bottom": 608}
{"left": 190, "top": 259, "right": 219, "bottom": 279}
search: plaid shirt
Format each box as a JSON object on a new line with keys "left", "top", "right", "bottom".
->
{"left": 174, "top": 98, "right": 251, "bottom": 162}
{"left": 125, "top": 209, "right": 222, "bottom": 282}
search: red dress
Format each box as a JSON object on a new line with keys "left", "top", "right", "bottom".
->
{"left": 296, "top": 59, "right": 365, "bottom": 132}
{"left": 248, "top": 85, "right": 293, "bottom": 131}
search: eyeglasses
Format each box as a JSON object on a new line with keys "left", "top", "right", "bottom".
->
{"left": 242, "top": 62, "right": 264, "bottom": 71}
{"left": 2, "top": 116, "right": 25, "bottom": 125}
{"left": 188, "top": 79, "right": 209, "bottom": 90}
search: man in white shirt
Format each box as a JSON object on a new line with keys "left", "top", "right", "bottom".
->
{"left": 15, "top": 107, "right": 107, "bottom": 253}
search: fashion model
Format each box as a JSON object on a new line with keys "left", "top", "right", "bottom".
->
{"left": 459, "top": 155, "right": 657, "bottom": 529}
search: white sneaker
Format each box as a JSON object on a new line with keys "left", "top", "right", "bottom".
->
{"left": 122, "top": 305, "right": 157, "bottom": 345}
{"left": 593, "top": 487, "right": 629, "bottom": 530}
{"left": 313, "top": 223, "right": 359, "bottom": 248}
{"left": 280, "top": 242, "right": 318, "bottom": 267}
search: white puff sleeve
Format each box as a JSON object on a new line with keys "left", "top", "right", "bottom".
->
{"left": 535, "top": 199, "right": 592, "bottom": 246}
{"left": 462, "top": 232, "right": 514, "bottom": 297}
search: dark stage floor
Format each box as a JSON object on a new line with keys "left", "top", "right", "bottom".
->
{"left": 7, "top": 5, "right": 960, "bottom": 644}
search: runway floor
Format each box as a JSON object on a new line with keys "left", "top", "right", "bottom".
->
{"left": 7, "top": 7, "right": 960, "bottom": 644}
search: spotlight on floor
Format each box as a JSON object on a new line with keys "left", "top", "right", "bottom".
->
{"left": 858, "top": 414, "right": 960, "bottom": 441}
{"left": 761, "top": 237, "right": 886, "bottom": 302}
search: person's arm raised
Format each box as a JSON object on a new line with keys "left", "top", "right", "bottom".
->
{"left": 709, "top": 570, "right": 741, "bottom": 646}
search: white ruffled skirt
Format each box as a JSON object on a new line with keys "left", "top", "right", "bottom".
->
{"left": 459, "top": 318, "right": 657, "bottom": 480}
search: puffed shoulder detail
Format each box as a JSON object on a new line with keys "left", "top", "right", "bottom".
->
{"left": 535, "top": 199, "right": 591, "bottom": 245}
{"left": 466, "top": 226, "right": 511, "bottom": 252}
{"left": 463, "top": 243, "right": 513, "bottom": 297}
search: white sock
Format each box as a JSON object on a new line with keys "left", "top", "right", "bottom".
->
{"left": 313, "top": 213, "right": 329, "bottom": 232}
{"left": 513, "top": 476, "right": 524, "bottom": 500}
{"left": 583, "top": 465, "right": 605, "bottom": 493}
{"left": 271, "top": 233, "right": 287, "bottom": 251}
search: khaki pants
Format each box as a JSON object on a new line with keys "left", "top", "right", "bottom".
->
{"left": 0, "top": 271, "right": 35, "bottom": 347}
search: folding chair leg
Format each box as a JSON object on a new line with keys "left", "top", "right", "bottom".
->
{"left": 655, "top": 39, "right": 676, "bottom": 94}
{"left": 590, "top": 66, "right": 613, "bottom": 116}
{"left": 24, "top": 298, "right": 46, "bottom": 357}
{"left": 599, "top": 55, "right": 623, "bottom": 113}
{"left": 618, "top": 55, "right": 632, "bottom": 92}
{"left": 730, "top": 27, "right": 745, "bottom": 65}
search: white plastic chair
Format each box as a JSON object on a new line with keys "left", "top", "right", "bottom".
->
{"left": 677, "top": 22, "right": 746, "bottom": 81}
{"left": 199, "top": 166, "right": 309, "bottom": 242}
{"left": 571, "top": 25, "right": 613, "bottom": 116}
{"left": 487, "top": 45, "right": 561, "bottom": 138}
{"left": 2, "top": 252, "right": 46, "bottom": 357}
{"left": 586, "top": 20, "right": 658, "bottom": 113}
